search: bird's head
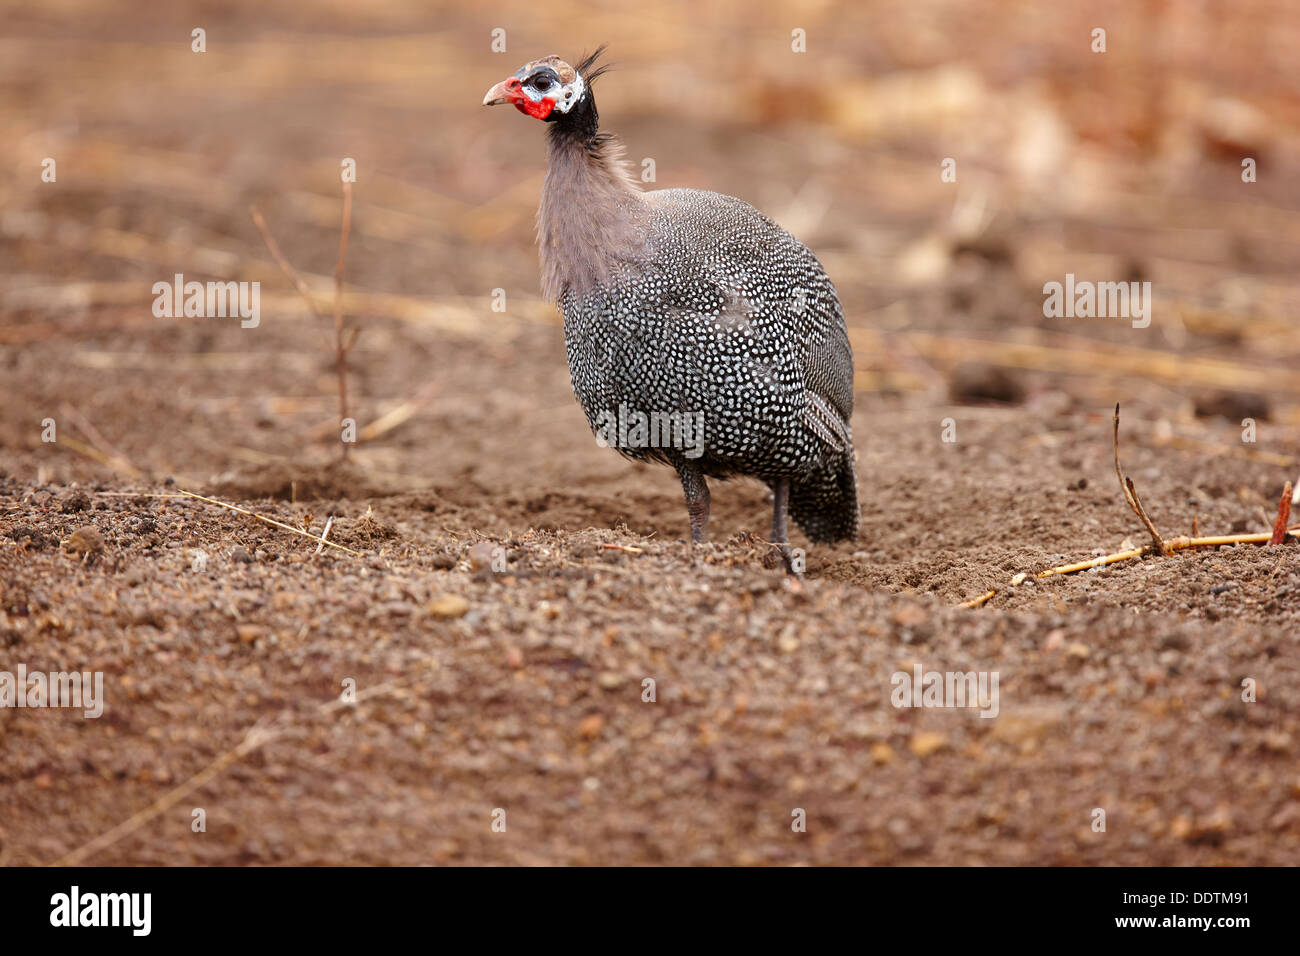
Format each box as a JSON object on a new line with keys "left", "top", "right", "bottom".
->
{"left": 481, "top": 50, "right": 607, "bottom": 124}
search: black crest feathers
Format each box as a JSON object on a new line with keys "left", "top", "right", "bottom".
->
{"left": 576, "top": 45, "right": 613, "bottom": 86}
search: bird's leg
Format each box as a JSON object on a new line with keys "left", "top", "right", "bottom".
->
{"left": 771, "top": 477, "right": 790, "bottom": 544}
{"left": 677, "top": 464, "right": 710, "bottom": 543}
{"left": 770, "top": 477, "right": 797, "bottom": 575}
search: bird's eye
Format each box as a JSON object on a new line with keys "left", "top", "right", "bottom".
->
{"left": 533, "top": 76, "right": 552, "bottom": 91}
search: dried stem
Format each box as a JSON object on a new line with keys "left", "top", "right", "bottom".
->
{"left": 249, "top": 205, "right": 326, "bottom": 323}
{"left": 251, "top": 181, "right": 359, "bottom": 461}
{"left": 51, "top": 717, "right": 281, "bottom": 866}
{"left": 334, "top": 180, "right": 355, "bottom": 460}
{"left": 1035, "top": 527, "right": 1299, "bottom": 580}
{"left": 175, "top": 488, "right": 360, "bottom": 556}
{"left": 52, "top": 677, "right": 409, "bottom": 866}
{"left": 59, "top": 402, "right": 141, "bottom": 478}
{"left": 1113, "top": 403, "right": 1166, "bottom": 554}
{"left": 957, "top": 589, "right": 996, "bottom": 609}
{"left": 1269, "top": 482, "right": 1293, "bottom": 546}
{"left": 313, "top": 514, "right": 335, "bottom": 557}
{"left": 956, "top": 407, "right": 1298, "bottom": 606}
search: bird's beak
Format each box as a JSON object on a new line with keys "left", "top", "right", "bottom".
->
{"left": 482, "top": 79, "right": 517, "bottom": 107}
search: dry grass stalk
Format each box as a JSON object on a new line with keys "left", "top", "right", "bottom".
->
{"left": 313, "top": 514, "right": 335, "bottom": 556}
{"left": 249, "top": 207, "right": 327, "bottom": 324}
{"left": 958, "top": 406, "right": 1298, "bottom": 605}
{"left": 333, "top": 181, "right": 356, "bottom": 459}
{"left": 51, "top": 717, "right": 280, "bottom": 866}
{"left": 849, "top": 329, "right": 1300, "bottom": 396}
{"left": 58, "top": 403, "right": 142, "bottom": 478}
{"left": 304, "top": 380, "right": 439, "bottom": 442}
{"left": 1269, "top": 482, "right": 1293, "bottom": 546}
{"left": 957, "top": 589, "right": 996, "bottom": 609}
{"left": 1113, "top": 404, "right": 1167, "bottom": 554}
{"left": 175, "top": 488, "right": 360, "bottom": 556}
{"left": 358, "top": 380, "right": 438, "bottom": 443}
{"left": 52, "top": 677, "right": 410, "bottom": 866}
{"left": 1156, "top": 433, "right": 1295, "bottom": 468}
{"left": 251, "top": 180, "right": 359, "bottom": 461}
{"left": 94, "top": 491, "right": 187, "bottom": 498}
{"left": 1034, "top": 529, "right": 1299, "bottom": 580}
{"left": 59, "top": 435, "right": 126, "bottom": 474}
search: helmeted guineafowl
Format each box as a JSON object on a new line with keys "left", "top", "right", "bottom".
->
{"left": 483, "top": 50, "right": 859, "bottom": 550}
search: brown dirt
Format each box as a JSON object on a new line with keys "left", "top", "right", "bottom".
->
{"left": 2, "top": 1, "right": 1300, "bottom": 865}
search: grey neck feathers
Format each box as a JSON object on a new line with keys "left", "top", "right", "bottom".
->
{"left": 537, "top": 131, "right": 647, "bottom": 303}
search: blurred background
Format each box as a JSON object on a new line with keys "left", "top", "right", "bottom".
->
{"left": 2, "top": 0, "right": 1299, "bottom": 488}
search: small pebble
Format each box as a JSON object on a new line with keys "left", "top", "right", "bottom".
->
{"left": 64, "top": 526, "right": 105, "bottom": 555}
{"left": 428, "top": 595, "right": 470, "bottom": 619}
{"left": 909, "top": 732, "right": 948, "bottom": 757}
{"left": 235, "top": 624, "right": 267, "bottom": 645}
{"left": 577, "top": 714, "right": 605, "bottom": 739}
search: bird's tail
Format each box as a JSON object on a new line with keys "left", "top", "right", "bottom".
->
{"left": 789, "top": 451, "right": 860, "bottom": 545}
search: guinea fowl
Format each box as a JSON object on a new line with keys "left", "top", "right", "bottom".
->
{"left": 483, "top": 50, "right": 859, "bottom": 552}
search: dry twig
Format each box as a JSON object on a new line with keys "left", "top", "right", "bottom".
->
{"left": 58, "top": 403, "right": 142, "bottom": 478}
{"left": 333, "top": 181, "right": 355, "bottom": 459}
{"left": 1113, "top": 404, "right": 1166, "bottom": 554}
{"left": 957, "top": 407, "right": 1298, "bottom": 606}
{"left": 957, "top": 589, "right": 996, "bottom": 609}
{"left": 51, "top": 717, "right": 281, "bottom": 866}
{"left": 1269, "top": 482, "right": 1293, "bottom": 546}
{"left": 314, "top": 514, "right": 335, "bottom": 556}
{"left": 251, "top": 179, "right": 359, "bottom": 461}
{"left": 249, "top": 207, "right": 326, "bottom": 324}
{"left": 1034, "top": 528, "right": 1299, "bottom": 580}
{"left": 52, "top": 678, "right": 408, "bottom": 866}
{"left": 175, "top": 488, "right": 360, "bottom": 556}
{"left": 850, "top": 329, "right": 1300, "bottom": 397}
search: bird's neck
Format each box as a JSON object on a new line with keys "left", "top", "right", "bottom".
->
{"left": 537, "top": 126, "right": 647, "bottom": 303}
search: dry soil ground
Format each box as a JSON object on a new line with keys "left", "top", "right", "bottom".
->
{"left": 2, "top": 1, "right": 1299, "bottom": 865}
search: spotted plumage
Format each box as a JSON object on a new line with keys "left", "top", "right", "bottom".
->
{"left": 484, "top": 50, "right": 859, "bottom": 547}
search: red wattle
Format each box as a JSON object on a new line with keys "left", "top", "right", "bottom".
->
{"left": 515, "top": 97, "right": 555, "bottom": 120}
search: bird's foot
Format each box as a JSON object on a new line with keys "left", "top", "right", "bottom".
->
{"left": 763, "top": 541, "right": 802, "bottom": 578}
